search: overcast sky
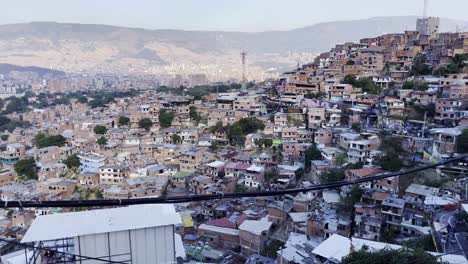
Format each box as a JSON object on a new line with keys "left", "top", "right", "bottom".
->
{"left": 2, "top": 0, "right": 467, "bottom": 32}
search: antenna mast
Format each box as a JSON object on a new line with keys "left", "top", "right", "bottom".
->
{"left": 423, "top": 0, "right": 428, "bottom": 18}
{"left": 241, "top": 51, "right": 247, "bottom": 90}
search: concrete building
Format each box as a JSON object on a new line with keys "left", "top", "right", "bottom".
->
{"left": 78, "top": 152, "right": 106, "bottom": 173}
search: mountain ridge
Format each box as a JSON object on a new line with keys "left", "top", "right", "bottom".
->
{"left": 0, "top": 16, "right": 467, "bottom": 80}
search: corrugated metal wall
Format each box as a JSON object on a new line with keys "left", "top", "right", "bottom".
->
{"left": 74, "top": 225, "right": 175, "bottom": 264}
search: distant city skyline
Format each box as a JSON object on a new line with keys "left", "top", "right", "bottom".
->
{"left": 2, "top": 0, "right": 468, "bottom": 32}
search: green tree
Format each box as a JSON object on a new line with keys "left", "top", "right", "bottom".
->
{"left": 235, "top": 184, "right": 249, "bottom": 193}
{"left": 34, "top": 133, "right": 66, "bottom": 148}
{"left": 343, "top": 75, "right": 357, "bottom": 85}
{"left": 93, "top": 125, "right": 108, "bottom": 135}
{"left": 77, "top": 96, "right": 88, "bottom": 104}
{"left": 458, "top": 129, "right": 468, "bottom": 153}
{"left": 342, "top": 247, "right": 438, "bottom": 264}
{"left": 264, "top": 168, "right": 279, "bottom": 183}
{"left": 118, "top": 116, "right": 130, "bottom": 127}
{"left": 410, "top": 54, "right": 432, "bottom": 76}
{"left": 380, "top": 136, "right": 404, "bottom": 155}
{"left": 4, "top": 97, "right": 29, "bottom": 114}
{"left": 209, "top": 141, "right": 218, "bottom": 151}
{"left": 63, "top": 154, "right": 80, "bottom": 169}
{"left": 342, "top": 185, "right": 363, "bottom": 212}
{"left": 97, "top": 136, "right": 107, "bottom": 145}
{"left": 379, "top": 154, "right": 403, "bottom": 172}
{"left": 189, "top": 106, "right": 202, "bottom": 124}
{"left": 139, "top": 118, "right": 154, "bottom": 131}
{"left": 351, "top": 122, "right": 361, "bottom": 133}
{"left": 227, "top": 117, "right": 265, "bottom": 146}
{"left": 1, "top": 134, "right": 8, "bottom": 141}
{"left": 14, "top": 158, "right": 38, "bottom": 180}
{"left": 346, "top": 161, "right": 364, "bottom": 170}
{"left": 255, "top": 138, "right": 273, "bottom": 149}
{"left": 210, "top": 121, "right": 223, "bottom": 133}
{"left": 335, "top": 153, "right": 347, "bottom": 167}
{"left": 320, "top": 168, "right": 345, "bottom": 184}
{"left": 305, "top": 92, "right": 327, "bottom": 99}
{"left": 171, "top": 134, "right": 181, "bottom": 144}
{"left": 260, "top": 240, "right": 285, "bottom": 258}
{"left": 158, "top": 109, "right": 174, "bottom": 129}
{"left": 304, "top": 144, "right": 322, "bottom": 172}
{"left": 455, "top": 210, "right": 468, "bottom": 223}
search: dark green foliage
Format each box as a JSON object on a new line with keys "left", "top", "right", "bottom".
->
{"left": 455, "top": 210, "right": 468, "bottom": 223}
{"left": 402, "top": 81, "right": 429, "bottom": 91}
{"left": 0, "top": 116, "right": 31, "bottom": 132}
{"left": 209, "top": 121, "right": 223, "bottom": 133}
{"left": 4, "top": 97, "right": 29, "bottom": 114}
{"left": 410, "top": 54, "right": 432, "bottom": 76}
{"left": 341, "top": 185, "right": 363, "bottom": 212}
{"left": 264, "top": 168, "right": 279, "bottom": 183}
{"left": 139, "top": 118, "right": 154, "bottom": 131}
{"left": 254, "top": 138, "right": 273, "bottom": 149}
{"left": 209, "top": 141, "right": 218, "bottom": 151}
{"left": 342, "top": 247, "right": 439, "bottom": 264}
{"left": 260, "top": 240, "right": 285, "bottom": 258}
{"left": 97, "top": 136, "right": 107, "bottom": 145}
{"left": 63, "top": 154, "right": 80, "bottom": 169}
{"left": 435, "top": 53, "right": 468, "bottom": 75}
{"left": 14, "top": 158, "right": 38, "bottom": 180}
{"left": 305, "top": 92, "right": 327, "bottom": 99}
{"left": 158, "top": 109, "right": 174, "bottom": 129}
{"left": 379, "top": 154, "right": 403, "bottom": 172}
{"left": 342, "top": 75, "right": 381, "bottom": 94}
{"left": 402, "top": 235, "right": 437, "bottom": 252}
{"left": 87, "top": 89, "right": 139, "bottom": 108}
{"left": 226, "top": 118, "right": 265, "bottom": 146}
{"left": 380, "top": 136, "right": 404, "bottom": 154}
{"left": 1, "top": 134, "right": 8, "bottom": 141}
{"left": 189, "top": 106, "right": 202, "bottom": 124}
{"left": 77, "top": 96, "right": 88, "bottom": 104}
{"left": 351, "top": 122, "right": 361, "bottom": 133}
{"left": 235, "top": 184, "right": 249, "bottom": 193}
{"left": 156, "top": 84, "right": 242, "bottom": 100}
{"left": 458, "top": 129, "right": 468, "bottom": 153}
{"left": 320, "top": 168, "right": 345, "bottom": 183}
{"left": 346, "top": 161, "right": 364, "bottom": 170}
{"left": 93, "top": 125, "right": 108, "bottom": 135}
{"left": 34, "top": 132, "right": 66, "bottom": 148}
{"left": 304, "top": 144, "right": 322, "bottom": 172}
{"left": 52, "top": 96, "right": 71, "bottom": 105}
{"left": 171, "top": 134, "right": 181, "bottom": 144}
{"left": 118, "top": 116, "right": 130, "bottom": 127}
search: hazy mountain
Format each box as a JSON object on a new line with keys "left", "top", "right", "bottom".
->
{"left": 0, "top": 63, "right": 65, "bottom": 78}
{"left": 0, "top": 16, "right": 466, "bottom": 80}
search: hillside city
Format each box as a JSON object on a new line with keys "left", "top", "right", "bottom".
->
{"left": 0, "top": 11, "right": 467, "bottom": 264}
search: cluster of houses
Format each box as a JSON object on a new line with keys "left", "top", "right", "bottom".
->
{"left": 0, "top": 17, "right": 466, "bottom": 264}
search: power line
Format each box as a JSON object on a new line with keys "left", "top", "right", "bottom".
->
{"left": 0, "top": 155, "right": 466, "bottom": 208}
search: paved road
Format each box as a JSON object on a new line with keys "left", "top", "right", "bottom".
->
{"left": 433, "top": 210, "right": 468, "bottom": 259}
{"left": 436, "top": 210, "right": 457, "bottom": 229}
{"left": 454, "top": 232, "right": 468, "bottom": 259}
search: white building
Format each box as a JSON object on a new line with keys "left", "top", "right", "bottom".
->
{"left": 5, "top": 204, "right": 184, "bottom": 264}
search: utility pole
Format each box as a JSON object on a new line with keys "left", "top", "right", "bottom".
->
{"left": 422, "top": 111, "right": 427, "bottom": 138}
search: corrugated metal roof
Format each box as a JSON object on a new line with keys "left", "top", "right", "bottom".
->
{"left": 22, "top": 204, "right": 181, "bottom": 243}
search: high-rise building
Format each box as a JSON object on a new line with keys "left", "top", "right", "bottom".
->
{"left": 416, "top": 17, "right": 440, "bottom": 36}
{"left": 416, "top": 0, "right": 440, "bottom": 36}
